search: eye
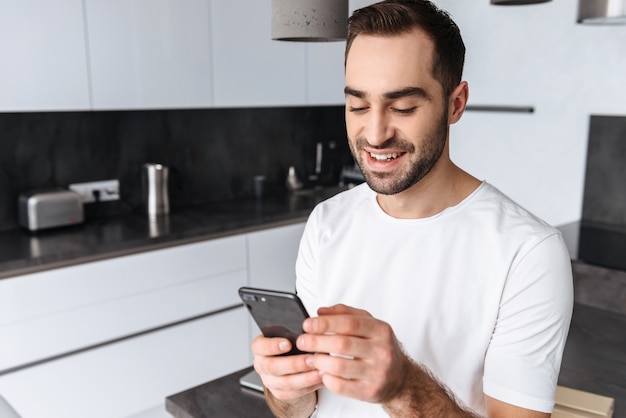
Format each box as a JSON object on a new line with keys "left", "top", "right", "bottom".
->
{"left": 348, "top": 106, "right": 369, "bottom": 114}
{"left": 392, "top": 107, "right": 417, "bottom": 115}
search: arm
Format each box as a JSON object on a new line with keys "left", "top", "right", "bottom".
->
{"left": 382, "top": 355, "right": 480, "bottom": 418}
{"left": 385, "top": 360, "right": 550, "bottom": 417}
{"left": 298, "top": 304, "right": 552, "bottom": 418}
{"left": 264, "top": 387, "right": 317, "bottom": 418}
{"left": 485, "top": 396, "right": 549, "bottom": 418}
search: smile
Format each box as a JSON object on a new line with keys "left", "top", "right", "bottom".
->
{"left": 369, "top": 152, "right": 404, "bottom": 161}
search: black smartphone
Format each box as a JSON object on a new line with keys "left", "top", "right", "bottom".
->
{"left": 239, "top": 286, "right": 310, "bottom": 356}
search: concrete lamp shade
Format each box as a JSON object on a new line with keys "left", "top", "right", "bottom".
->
{"left": 577, "top": 0, "right": 626, "bottom": 24}
{"left": 271, "top": 0, "right": 348, "bottom": 42}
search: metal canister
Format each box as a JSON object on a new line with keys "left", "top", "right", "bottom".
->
{"left": 142, "top": 163, "right": 169, "bottom": 219}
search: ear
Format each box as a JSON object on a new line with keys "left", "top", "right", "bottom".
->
{"left": 448, "top": 81, "right": 469, "bottom": 125}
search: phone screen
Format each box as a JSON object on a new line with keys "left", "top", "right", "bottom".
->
{"left": 239, "top": 287, "right": 310, "bottom": 355}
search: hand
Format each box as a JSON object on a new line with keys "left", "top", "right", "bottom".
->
{"left": 251, "top": 334, "right": 323, "bottom": 401}
{"left": 297, "top": 304, "right": 411, "bottom": 403}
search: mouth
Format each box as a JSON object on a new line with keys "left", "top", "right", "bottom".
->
{"left": 368, "top": 151, "right": 406, "bottom": 162}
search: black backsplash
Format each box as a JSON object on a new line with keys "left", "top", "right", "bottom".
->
{"left": 0, "top": 106, "right": 352, "bottom": 231}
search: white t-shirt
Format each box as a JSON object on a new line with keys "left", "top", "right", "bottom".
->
{"left": 296, "top": 182, "right": 573, "bottom": 417}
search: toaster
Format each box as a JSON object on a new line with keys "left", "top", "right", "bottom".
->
{"left": 18, "top": 189, "right": 84, "bottom": 231}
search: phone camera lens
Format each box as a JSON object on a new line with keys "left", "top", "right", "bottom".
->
{"left": 243, "top": 294, "right": 258, "bottom": 302}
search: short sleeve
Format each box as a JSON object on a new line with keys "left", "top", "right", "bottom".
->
{"left": 483, "top": 232, "right": 574, "bottom": 413}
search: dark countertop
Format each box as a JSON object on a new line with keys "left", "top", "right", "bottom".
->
{"left": 166, "top": 303, "right": 626, "bottom": 417}
{"left": 166, "top": 367, "right": 274, "bottom": 418}
{"left": 0, "top": 188, "right": 343, "bottom": 280}
{"left": 558, "top": 303, "right": 626, "bottom": 414}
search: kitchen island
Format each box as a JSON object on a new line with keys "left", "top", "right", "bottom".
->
{"left": 166, "top": 302, "right": 626, "bottom": 417}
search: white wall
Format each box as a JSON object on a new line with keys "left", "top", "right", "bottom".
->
{"left": 432, "top": 1, "right": 626, "bottom": 227}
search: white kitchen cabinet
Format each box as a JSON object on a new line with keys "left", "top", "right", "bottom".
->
{"left": 245, "top": 222, "right": 306, "bottom": 357}
{"left": 210, "top": 0, "right": 307, "bottom": 107}
{"left": 0, "top": 308, "right": 249, "bottom": 418}
{"left": 0, "top": 235, "right": 247, "bottom": 373}
{"left": 0, "top": 235, "right": 248, "bottom": 418}
{"left": 0, "top": 222, "right": 308, "bottom": 417}
{"left": 84, "top": 0, "right": 213, "bottom": 109}
{"left": 0, "top": 0, "right": 90, "bottom": 111}
{"left": 0, "top": 0, "right": 346, "bottom": 112}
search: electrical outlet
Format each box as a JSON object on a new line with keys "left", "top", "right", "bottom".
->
{"left": 69, "top": 180, "right": 120, "bottom": 203}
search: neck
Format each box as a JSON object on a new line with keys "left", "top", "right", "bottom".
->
{"left": 375, "top": 154, "right": 481, "bottom": 219}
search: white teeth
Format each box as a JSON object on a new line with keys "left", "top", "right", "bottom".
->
{"left": 370, "top": 152, "right": 400, "bottom": 161}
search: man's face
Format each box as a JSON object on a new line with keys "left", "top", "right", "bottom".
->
{"left": 345, "top": 29, "right": 449, "bottom": 195}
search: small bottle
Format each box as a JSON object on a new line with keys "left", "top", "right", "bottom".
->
{"left": 286, "top": 166, "right": 303, "bottom": 192}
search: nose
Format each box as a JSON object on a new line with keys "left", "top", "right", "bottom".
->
{"left": 364, "top": 109, "right": 393, "bottom": 147}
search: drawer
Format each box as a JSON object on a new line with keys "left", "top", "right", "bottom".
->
{"left": 0, "top": 235, "right": 246, "bottom": 326}
{"left": 0, "top": 308, "right": 250, "bottom": 418}
{"left": 0, "top": 269, "right": 246, "bottom": 372}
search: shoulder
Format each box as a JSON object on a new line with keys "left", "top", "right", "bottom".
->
{"left": 468, "top": 182, "right": 559, "bottom": 237}
{"left": 457, "top": 182, "right": 569, "bottom": 271}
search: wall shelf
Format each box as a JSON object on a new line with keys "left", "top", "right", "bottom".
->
{"left": 466, "top": 105, "right": 534, "bottom": 113}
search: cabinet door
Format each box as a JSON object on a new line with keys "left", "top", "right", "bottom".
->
{"left": 211, "top": 0, "right": 307, "bottom": 107}
{"left": 247, "top": 222, "right": 305, "bottom": 292}
{"left": 0, "top": 0, "right": 90, "bottom": 111}
{"left": 0, "top": 308, "right": 249, "bottom": 418}
{"left": 85, "top": 0, "right": 213, "bottom": 109}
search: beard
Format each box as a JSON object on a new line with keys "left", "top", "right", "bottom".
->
{"left": 348, "top": 108, "right": 449, "bottom": 195}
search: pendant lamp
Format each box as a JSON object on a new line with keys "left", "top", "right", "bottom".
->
{"left": 577, "top": 0, "right": 626, "bottom": 24}
{"left": 271, "top": 0, "right": 348, "bottom": 42}
{"left": 491, "top": 0, "right": 552, "bottom": 4}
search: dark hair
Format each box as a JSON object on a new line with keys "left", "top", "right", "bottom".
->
{"left": 346, "top": 0, "right": 465, "bottom": 99}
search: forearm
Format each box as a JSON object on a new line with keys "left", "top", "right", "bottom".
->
{"left": 264, "top": 386, "right": 317, "bottom": 418}
{"left": 383, "top": 357, "right": 480, "bottom": 418}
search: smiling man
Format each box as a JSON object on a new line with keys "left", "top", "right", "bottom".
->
{"left": 251, "top": 1, "right": 573, "bottom": 417}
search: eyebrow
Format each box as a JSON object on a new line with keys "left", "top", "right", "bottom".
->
{"left": 344, "top": 86, "right": 431, "bottom": 101}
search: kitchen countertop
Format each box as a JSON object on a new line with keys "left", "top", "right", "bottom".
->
{"left": 166, "top": 367, "right": 273, "bottom": 418}
{"left": 0, "top": 188, "right": 344, "bottom": 280}
{"left": 166, "top": 302, "right": 626, "bottom": 417}
{"left": 558, "top": 304, "right": 626, "bottom": 415}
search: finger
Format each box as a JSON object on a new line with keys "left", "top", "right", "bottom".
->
{"left": 251, "top": 334, "right": 293, "bottom": 356}
{"left": 298, "top": 333, "right": 365, "bottom": 359}
{"left": 310, "top": 352, "right": 400, "bottom": 403}
{"left": 261, "top": 368, "right": 323, "bottom": 397}
{"left": 254, "top": 353, "right": 315, "bottom": 378}
{"left": 316, "top": 304, "right": 371, "bottom": 317}
{"left": 303, "top": 314, "right": 382, "bottom": 338}
{"left": 310, "top": 352, "right": 365, "bottom": 380}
